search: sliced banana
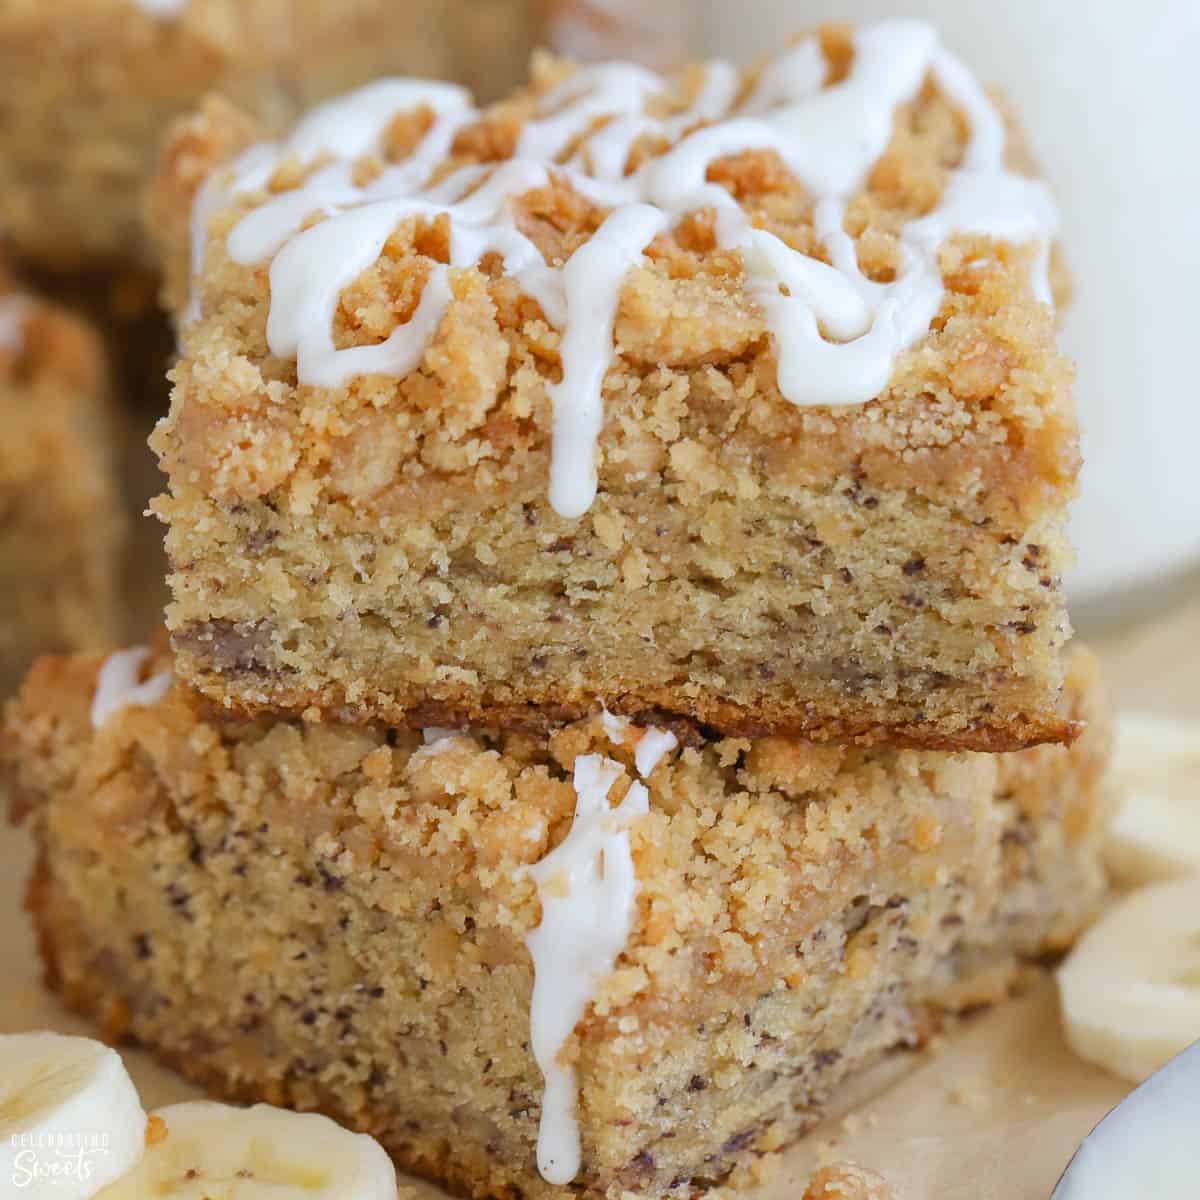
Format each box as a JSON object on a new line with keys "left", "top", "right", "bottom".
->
{"left": 0, "top": 1031, "right": 146, "bottom": 1200}
{"left": 95, "top": 1101, "right": 397, "bottom": 1199}
{"left": 1059, "top": 875, "right": 1200, "bottom": 1084}
{"left": 1105, "top": 713, "right": 1200, "bottom": 885}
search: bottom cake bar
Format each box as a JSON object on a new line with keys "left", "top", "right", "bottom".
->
{"left": 3, "top": 648, "right": 1110, "bottom": 1200}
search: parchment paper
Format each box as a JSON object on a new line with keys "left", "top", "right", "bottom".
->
{"left": 4, "top": 594, "right": 1198, "bottom": 1198}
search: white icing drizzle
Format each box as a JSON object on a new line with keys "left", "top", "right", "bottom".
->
{"left": 599, "top": 706, "right": 630, "bottom": 743}
{"left": 417, "top": 709, "right": 670, "bottom": 1183}
{"left": 0, "top": 296, "right": 28, "bottom": 353}
{"left": 415, "top": 726, "right": 468, "bottom": 758}
{"left": 90, "top": 648, "right": 172, "bottom": 729}
{"left": 634, "top": 727, "right": 678, "bottom": 777}
{"left": 132, "top": 0, "right": 187, "bottom": 15}
{"left": 525, "top": 755, "right": 648, "bottom": 1184}
{"left": 549, "top": 203, "right": 667, "bottom": 515}
{"left": 548, "top": 0, "right": 690, "bottom": 70}
{"left": 190, "top": 19, "right": 1057, "bottom": 519}
{"left": 599, "top": 709, "right": 678, "bottom": 776}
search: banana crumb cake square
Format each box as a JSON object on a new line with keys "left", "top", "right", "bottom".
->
{"left": 149, "top": 20, "right": 1079, "bottom": 750}
{"left": 0, "top": 271, "right": 126, "bottom": 692}
{"left": 4, "top": 647, "right": 1110, "bottom": 1200}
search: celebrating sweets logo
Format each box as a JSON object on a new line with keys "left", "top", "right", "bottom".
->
{"left": 9, "top": 1131, "right": 113, "bottom": 1189}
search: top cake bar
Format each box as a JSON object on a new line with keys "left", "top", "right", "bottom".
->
{"left": 149, "top": 20, "right": 1078, "bottom": 749}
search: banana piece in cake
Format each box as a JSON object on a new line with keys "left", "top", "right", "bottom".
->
{"left": 148, "top": 21, "right": 1078, "bottom": 749}
{"left": 0, "top": 0, "right": 543, "bottom": 271}
{"left": 0, "top": 272, "right": 125, "bottom": 693}
{"left": 5, "top": 647, "right": 1110, "bottom": 1200}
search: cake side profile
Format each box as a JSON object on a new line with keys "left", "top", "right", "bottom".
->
{"left": 149, "top": 20, "right": 1078, "bottom": 749}
{"left": 4, "top": 647, "right": 1110, "bottom": 1200}
{"left": 0, "top": 273, "right": 126, "bottom": 692}
{"left": 0, "top": 0, "right": 543, "bottom": 271}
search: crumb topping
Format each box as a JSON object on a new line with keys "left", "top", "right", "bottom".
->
{"left": 160, "top": 20, "right": 1073, "bottom": 523}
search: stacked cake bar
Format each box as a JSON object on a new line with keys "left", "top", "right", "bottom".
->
{"left": 4, "top": 20, "right": 1108, "bottom": 1200}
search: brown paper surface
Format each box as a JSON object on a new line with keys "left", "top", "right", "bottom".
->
{"left": 3, "top": 595, "right": 1198, "bottom": 1198}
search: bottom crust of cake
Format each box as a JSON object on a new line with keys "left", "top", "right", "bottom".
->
{"left": 171, "top": 629, "right": 1079, "bottom": 755}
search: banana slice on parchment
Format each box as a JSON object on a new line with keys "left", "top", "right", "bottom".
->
{"left": 0, "top": 1031, "right": 147, "bottom": 1199}
{"left": 1105, "top": 713, "right": 1200, "bottom": 885}
{"left": 1059, "top": 875, "right": 1200, "bottom": 1084}
{"left": 95, "top": 1101, "right": 398, "bottom": 1199}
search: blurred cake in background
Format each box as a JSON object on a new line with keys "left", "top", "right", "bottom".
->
{"left": 547, "top": 0, "right": 689, "bottom": 67}
{"left": 0, "top": 0, "right": 546, "bottom": 275}
{"left": 0, "top": 265, "right": 125, "bottom": 692}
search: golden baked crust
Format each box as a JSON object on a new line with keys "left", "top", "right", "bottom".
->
{"left": 0, "top": 270, "right": 126, "bottom": 692}
{"left": 5, "top": 646, "right": 1110, "bottom": 1199}
{"left": 148, "top": 27, "right": 1079, "bottom": 748}
{"left": 0, "top": 0, "right": 542, "bottom": 270}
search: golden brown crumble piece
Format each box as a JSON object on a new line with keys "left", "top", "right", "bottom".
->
{"left": 143, "top": 1114, "right": 169, "bottom": 1147}
{"left": 148, "top": 23, "right": 1078, "bottom": 748}
{"left": 4, "top": 646, "right": 1110, "bottom": 1200}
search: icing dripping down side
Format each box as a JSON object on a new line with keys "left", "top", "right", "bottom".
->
{"left": 91, "top": 648, "right": 172, "bottom": 729}
{"left": 192, "top": 19, "right": 1059, "bottom": 519}
{"left": 548, "top": 203, "right": 667, "bottom": 517}
{"left": 525, "top": 755, "right": 648, "bottom": 1185}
